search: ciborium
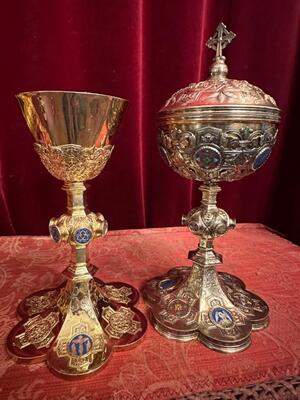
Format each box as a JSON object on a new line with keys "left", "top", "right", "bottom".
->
{"left": 7, "top": 91, "right": 147, "bottom": 377}
{"left": 143, "top": 23, "right": 280, "bottom": 352}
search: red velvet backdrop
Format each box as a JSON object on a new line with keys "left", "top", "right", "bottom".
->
{"left": 0, "top": 0, "right": 299, "bottom": 243}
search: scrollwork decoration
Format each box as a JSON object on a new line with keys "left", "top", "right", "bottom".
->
{"left": 34, "top": 144, "right": 113, "bottom": 182}
{"left": 159, "top": 124, "right": 277, "bottom": 182}
{"left": 163, "top": 79, "right": 277, "bottom": 109}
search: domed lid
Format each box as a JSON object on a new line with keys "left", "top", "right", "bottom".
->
{"left": 160, "top": 23, "right": 278, "bottom": 111}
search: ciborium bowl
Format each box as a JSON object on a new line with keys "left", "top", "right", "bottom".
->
{"left": 7, "top": 91, "right": 147, "bottom": 377}
{"left": 143, "top": 23, "right": 280, "bottom": 353}
{"left": 159, "top": 104, "right": 279, "bottom": 183}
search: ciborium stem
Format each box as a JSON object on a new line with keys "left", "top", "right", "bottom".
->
{"left": 184, "top": 184, "right": 227, "bottom": 268}
{"left": 144, "top": 183, "right": 270, "bottom": 352}
{"left": 184, "top": 184, "right": 254, "bottom": 352}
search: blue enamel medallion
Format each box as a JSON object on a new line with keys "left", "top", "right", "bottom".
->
{"left": 253, "top": 147, "right": 272, "bottom": 170}
{"left": 159, "top": 278, "right": 176, "bottom": 290}
{"left": 195, "top": 146, "right": 222, "bottom": 170}
{"left": 68, "top": 334, "right": 93, "bottom": 357}
{"left": 74, "top": 228, "right": 92, "bottom": 244}
{"left": 49, "top": 226, "right": 60, "bottom": 243}
{"left": 210, "top": 307, "right": 234, "bottom": 328}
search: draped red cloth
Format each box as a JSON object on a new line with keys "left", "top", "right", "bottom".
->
{"left": 0, "top": 225, "right": 300, "bottom": 399}
{"left": 0, "top": 0, "right": 299, "bottom": 243}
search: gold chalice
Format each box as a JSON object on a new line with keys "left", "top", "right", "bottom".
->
{"left": 7, "top": 91, "right": 147, "bottom": 377}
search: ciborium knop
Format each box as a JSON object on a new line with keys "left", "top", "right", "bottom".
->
{"left": 143, "top": 23, "right": 280, "bottom": 352}
{"left": 7, "top": 91, "right": 147, "bottom": 377}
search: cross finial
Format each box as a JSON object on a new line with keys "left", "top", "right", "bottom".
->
{"left": 206, "top": 22, "right": 236, "bottom": 58}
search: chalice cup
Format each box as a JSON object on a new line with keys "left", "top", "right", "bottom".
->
{"left": 143, "top": 23, "right": 280, "bottom": 352}
{"left": 7, "top": 91, "right": 147, "bottom": 377}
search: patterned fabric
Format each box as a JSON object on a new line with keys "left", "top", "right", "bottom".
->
{"left": 0, "top": 224, "right": 299, "bottom": 399}
{"left": 175, "top": 376, "right": 300, "bottom": 400}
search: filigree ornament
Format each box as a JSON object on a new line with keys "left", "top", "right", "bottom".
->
{"left": 68, "top": 283, "right": 98, "bottom": 320}
{"left": 159, "top": 296, "right": 198, "bottom": 326}
{"left": 223, "top": 285, "right": 268, "bottom": 316}
{"left": 99, "top": 285, "right": 133, "bottom": 305}
{"left": 34, "top": 143, "right": 113, "bottom": 182}
{"left": 102, "top": 306, "right": 142, "bottom": 339}
{"left": 159, "top": 125, "right": 278, "bottom": 182}
{"left": 14, "top": 313, "right": 59, "bottom": 349}
{"left": 163, "top": 79, "right": 277, "bottom": 109}
{"left": 25, "top": 290, "right": 59, "bottom": 316}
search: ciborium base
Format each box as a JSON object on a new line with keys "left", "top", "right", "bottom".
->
{"left": 143, "top": 184, "right": 269, "bottom": 353}
{"left": 7, "top": 274, "right": 147, "bottom": 376}
{"left": 143, "top": 266, "right": 269, "bottom": 352}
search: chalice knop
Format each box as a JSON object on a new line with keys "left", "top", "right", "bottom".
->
{"left": 7, "top": 91, "right": 147, "bottom": 376}
{"left": 143, "top": 23, "right": 280, "bottom": 352}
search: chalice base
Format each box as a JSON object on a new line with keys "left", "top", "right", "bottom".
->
{"left": 7, "top": 276, "right": 147, "bottom": 376}
{"left": 143, "top": 266, "right": 269, "bottom": 353}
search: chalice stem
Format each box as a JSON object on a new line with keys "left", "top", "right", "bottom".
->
{"left": 46, "top": 181, "right": 112, "bottom": 375}
{"left": 63, "top": 182, "right": 92, "bottom": 280}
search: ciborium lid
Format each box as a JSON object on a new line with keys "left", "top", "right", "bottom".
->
{"left": 158, "top": 23, "right": 280, "bottom": 183}
{"left": 160, "top": 22, "right": 278, "bottom": 113}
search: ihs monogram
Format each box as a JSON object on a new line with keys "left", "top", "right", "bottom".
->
{"left": 54, "top": 322, "right": 106, "bottom": 372}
